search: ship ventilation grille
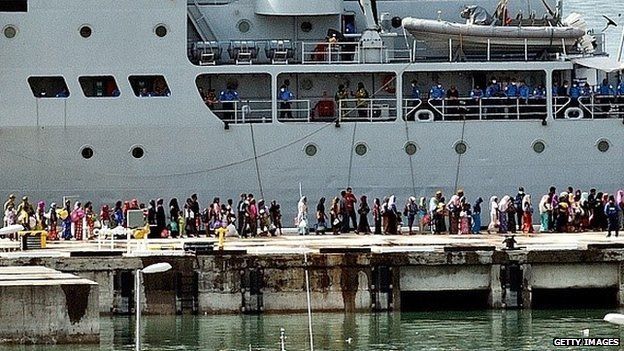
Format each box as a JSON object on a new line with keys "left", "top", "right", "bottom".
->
{"left": 563, "top": 13, "right": 594, "bottom": 54}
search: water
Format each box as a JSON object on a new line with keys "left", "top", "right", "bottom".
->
{"left": 566, "top": 0, "right": 623, "bottom": 57}
{"left": 2, "top": 310, "right": 624, "bottom": 351}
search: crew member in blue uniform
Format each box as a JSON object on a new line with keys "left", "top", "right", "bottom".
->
{"left": 406, "top": 80, "right": 421, "bottom": 120}
{"left": 278, "top": 79, "right": 294, "bottom": 119}
{"left": 429, "top": 82, "right": 445, "bottom": 99}
{"left": 219, "top": 82, "right": 240, "bottom": 121}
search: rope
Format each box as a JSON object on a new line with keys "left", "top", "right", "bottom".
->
{"left": 249, "top": 124, "right": 264, "bottom": 199}
{"left": 346, "top": 122, "right": 358, "bottom": 187}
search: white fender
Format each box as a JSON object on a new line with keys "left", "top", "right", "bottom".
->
{"left": 604, "top": 313, "right": 624, "bottom": 325}
{"left": 0, "top": 224, "right": 24, "bottom": 236}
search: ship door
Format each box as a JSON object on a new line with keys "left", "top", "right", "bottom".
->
{"left": 342, "top": 12, "right": 356, "bottom": 34}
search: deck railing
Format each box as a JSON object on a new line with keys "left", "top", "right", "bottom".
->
{"left": 337, "top": 98, "right": 397, "bottom": 122}
{"left": 404, "top": 97, "right": 547, "bottom": 121}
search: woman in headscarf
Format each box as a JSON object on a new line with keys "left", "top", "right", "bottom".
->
{"left": 418, "top": 197, "right": 428, "bottom": 234}
{"left": 71, "top": 202, "right": 85, "bottom": 241}
{"left": 357, "top": 195, "right": 371, "bottom": 234}
{"left": 330, "top": 197, "right": 340, "bottom": 235}
{"left": 373, "top": 198, "right": 382, "bottom": 235}
{"left": 381, "top": 197, "right": 390, "bottom": 234}
{"left": 156, "top": 198, "right": 167, "bottom": 237}
{"left": 386, "top": 195, "right": 398, "bottom": 235}
{"left": 472, "top": 197, "right": 483, "bottom": 234}
{"left": 316, "top": 197, "right": 327, "bottom": 235}
{"left": 404, "top": 197, "right": 418, "bottom": 235}
{"left": 297, "top": 196, "right": 308, "bottom": 235}
{"left": 100, "top": 204, "right": 110, "bottom": 228}
{"left": 113, "top": 200, "right": 124, "bottom": 228}
{"left": 84, "top": 202, "right": 95, "bottom": 240}
{"left": 247, "top": 198, "right": 258, "bottom": 237}
{"left": 257, "top": 199, "right": 270, "bottom": 236}
{"left": 498, "top": 195, "right": 510, "bottom": 233}
{"left": 147, "top": 199, "right": 157, "bottom": 238}
{"left": 169, "top": 198, "right": 180, "bottom": 238}
{"left": 538, "top": 195, "right": 551, "bottom": 233}
{"left": 617, "top": 190, "right": 624, "bottom": 230}
{"left": 579, "top": 192, "right": 590, "bottom": 231}
{"left": 521, "top": 194, "right": 534, "bottom": 233}
{"left": 35, "top": 201, "right": 46, "bottom": 231}
{"left": 435, "top": 197, "right": 447, "bottom": 234}
{"left": 47, "top": 203, "right": 58, "bottom": 241}
{"left": 122, "top": 200, "right": 131, "bottom": 228}
{"left": 487, "top": 196, "right": 499, "bottom": 234}
{"left": 446, "top": 195, "right": 461, "bottom": 234}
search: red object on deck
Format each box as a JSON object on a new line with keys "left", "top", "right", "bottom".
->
{"left": 315, "top": 100, "right": 335, "bottom": 117}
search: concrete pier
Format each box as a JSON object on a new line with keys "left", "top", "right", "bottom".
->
{"left": 1, "top": 232, "right": 624, "bottom": 314}
{"left": 0, "top": 266, "right": 99, "bottom": 344}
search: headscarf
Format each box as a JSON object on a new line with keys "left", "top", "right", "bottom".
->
{"left": 446, "top": 194, "right": 460, "bottom": 210}
{"left": 388, "top": 195, "right": 396, "bottom": 210}
{"left": 617, "top": 190, "right": 624, "bottom": 205}
{"left": 499, "top": 195, "right": 510, "bottom": 212}
{"left": 489, "top": 196, "right": 498, "bottom": 213}
{"left": 522, "top": 194, "right": 531, "bottom": 210}
{"left": 580, "top": 192, "right": 589, "bottom": 207}
{"left": 298, "top": 196, "right": 307, "bottom": 215}
{"left": 538, "top": 195, "right": 550, "bottom": 213}
{"left": 37, "top": 201, "right": 45, "bottom": 211}
{"left": 419, "top": 197, "right": 426, "bottom": 208}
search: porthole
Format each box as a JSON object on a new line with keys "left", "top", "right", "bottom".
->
{"left": 300, "top": 21, "right": 312, "bottom": 33}
{"left": 597, "top": 139, "right": 610, "bottom": 153}
{"left": 131, "top": 146, "right": 145, "bottom": 159}
{"left": 454, "top": 141, "right": 467, "bottom": 155}
{"left": 81, "top": 146, "right": 94, "bottom": 160}
{"left": 301, "top": 78, "right": 313, "bottom": 91}
{"left": 355, "top": 143, "right": 368, "bottom": 156}
{"left": 304, "top": 144, "right": 317, "bottom": 157}
{"left": 3, "top": 25, "right": 16, "bottom": 39}
{"left": 155, "top": 24, "right": 168, "bottom": 37}
{"left": 404, "top": 142, "right": 418, "bottom": 155}
{"left": 532, "top": 140, "right": 545, "bottom": 154}
{"left": 237, "top": 20, "right": 251, "bottom": 33}
{"left": 79, "top": 25, "right": 92, "bottom": 38}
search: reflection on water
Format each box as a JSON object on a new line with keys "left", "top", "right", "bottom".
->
{"left": 2, "top": 310, "right": 624, "bottom": 351}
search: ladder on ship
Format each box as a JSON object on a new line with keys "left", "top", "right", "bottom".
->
{"left": 187, "top": 0, "right": 216, "bottom": 42}
{"left": 175, "top": 271, "right": 199, "bottom": 314}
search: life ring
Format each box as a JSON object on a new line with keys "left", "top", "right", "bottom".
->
{"left": 564, "top": 107, "right": 584, "bottom": 119}
{"left": 381, "top": 75, "right": 396, "bottom": 94}
{"left": 416, "top": 109, "right": 434, "bottom": 121}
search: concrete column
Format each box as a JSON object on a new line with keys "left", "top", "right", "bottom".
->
{"left": 488, "top": 264, "right": 502, "bottom": 308}
{"left": 617, "top": 262, "right": 624, "bottom": 306}
{"left": 521, "top": 264, "right": 532, "bottom": 308}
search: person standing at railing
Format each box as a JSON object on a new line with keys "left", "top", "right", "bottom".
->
{"left": 446, "top": 85, "right": 460, "bottom": 119}
{"left": 353, "top": 82, "right": 370, "bottom": 118}
{"left": 569, "top": 81, "right": 581, "bottom": 108}
{"left": 335, "top": 84, "right": 349, "bottom": 118}
{"left": 219, "top": 82, "right": 240, "bottom": 121}
{"left": 429, "top": 82, "right": 445, "bottom": 120}
{"left": 278, "top": 80, "right": 294, "bottom": 119}
{"left": 406, "top": 80, "right": 421, "bottom": 121}
{"left": 518, "top": 80, "right": 530, "bottom": 119}
{"left": 597, "top": 78, "right": 615, "bottom": 115}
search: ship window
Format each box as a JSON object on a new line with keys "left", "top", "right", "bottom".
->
{"left": 28, "top": 77, "right": 70, "bottom": 98}
{"left": 597, "top": 139, "right": 610, "bottom": 153}
{"left": 532, "top": 140, "right": 545, "bottom": 154}
{"left": 80, "top": 25, "right": 92, "bottom": 38}
{"left": 81, "top": 146, "right": 94, "bottom": 160}
{"left": 4, "top": 25, "right": 17, "bottom": 38}
{"left": 154, "top": 24, "right": 167, "bottom": 37}
{"left": 130, "top": 146, "right": 145, "bottom": 159}
{"left": 355, "top": 143, "right": 368, "bottom": 156}
{"left": 128, "top": 76, "right": 170, "bottom": 97}
{"left": 404, "top": 142, "right": 418, "bottom": 155}
{"left": 304, "top": 144, "right": 317, "bottom": 157}
{"left": 0, "top": 1, "right": 27, "bottom": 12}
{"left": 79, "top": 76, "right": 120, "bottom": 98}
{"left": 454, "top": 141, "right": 467, "bottom": 155}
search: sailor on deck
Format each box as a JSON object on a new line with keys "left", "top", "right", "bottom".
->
{"left": 219, "top": 83, "right": 240, "bottom": 121}
{"left": 429, "top": 83, "right": 445, "bottom": 100}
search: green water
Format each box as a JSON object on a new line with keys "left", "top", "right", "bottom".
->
{"left": 2, "top": 310, "right": 624, "bottom": 351}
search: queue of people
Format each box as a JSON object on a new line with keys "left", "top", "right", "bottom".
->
{"left": 3, "top": 186, "right": 623, "bottom": 241}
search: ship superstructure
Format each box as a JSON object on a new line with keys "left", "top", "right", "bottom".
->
{"left": 0, "top": 0, "right": 623, "bottom": 220}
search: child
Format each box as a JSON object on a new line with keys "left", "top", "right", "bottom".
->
{"left": 459, "top": 203, "right": 472, "bottom": 235}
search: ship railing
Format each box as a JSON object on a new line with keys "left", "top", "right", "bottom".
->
{"left": 211, "top": 100, "right": 273, "bottom": 123}
{"left": 277, "top": 99, "right": 312, "bottom": 121}
{"left": 552, "top": 96, "right": 571, "bottom": 118}
{"left": 402, "top": 98, "right": 423, "bottom": 119}
{"left": 301, "top": 41, "right": 360, "bottom": 64}
{"left": 337, "top": 98, "right": 397, "bottom": 122}
{"left": 414, "top": 97, "right": 547, "bottom": 121}
{"left": 576, "top": 95, "right": 624, "bottom": 119}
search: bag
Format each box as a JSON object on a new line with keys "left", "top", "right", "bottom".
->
{"left": 333, "top": 218, "right": 340, "bottom": 226}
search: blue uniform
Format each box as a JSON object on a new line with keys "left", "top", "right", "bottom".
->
{"left": 505, "top": 84, "right": 518, "bottom": 97}
{"left": 429, "top": 85, "right": 445, "bottom": 99}
{"left": 220, "top": 89, "right": 239, "bottom": 101}
{"left": 617, "top": 82, "right": 624, "bottom": 96}
{"left": 551, "top": 86, "right": 559, "bottom": 97}
{"left": 485, "top": 83, "right": 501, "bottom": 97}
{"left": 470, "top": 89, "right": 484, "bottom": 99}
{"left": 278, "top": 87, "right": 293, "bottom": 101}
{"left": 599, "top": 83, "right": 615, "bottom": 96}
{"left": 518, "top": 85, "right": 530, "bottom": 100}
{"left": 569, "top": 85, "right": 581, "bottom": 99}
{"left": 411, "top": 85, "right": 421, "bottom": 99}
{"left": 533, "top": 87, "right": 546, "bottom": 98}
{"left": 581, "top": 85, "right": 592, "bottom": 97}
